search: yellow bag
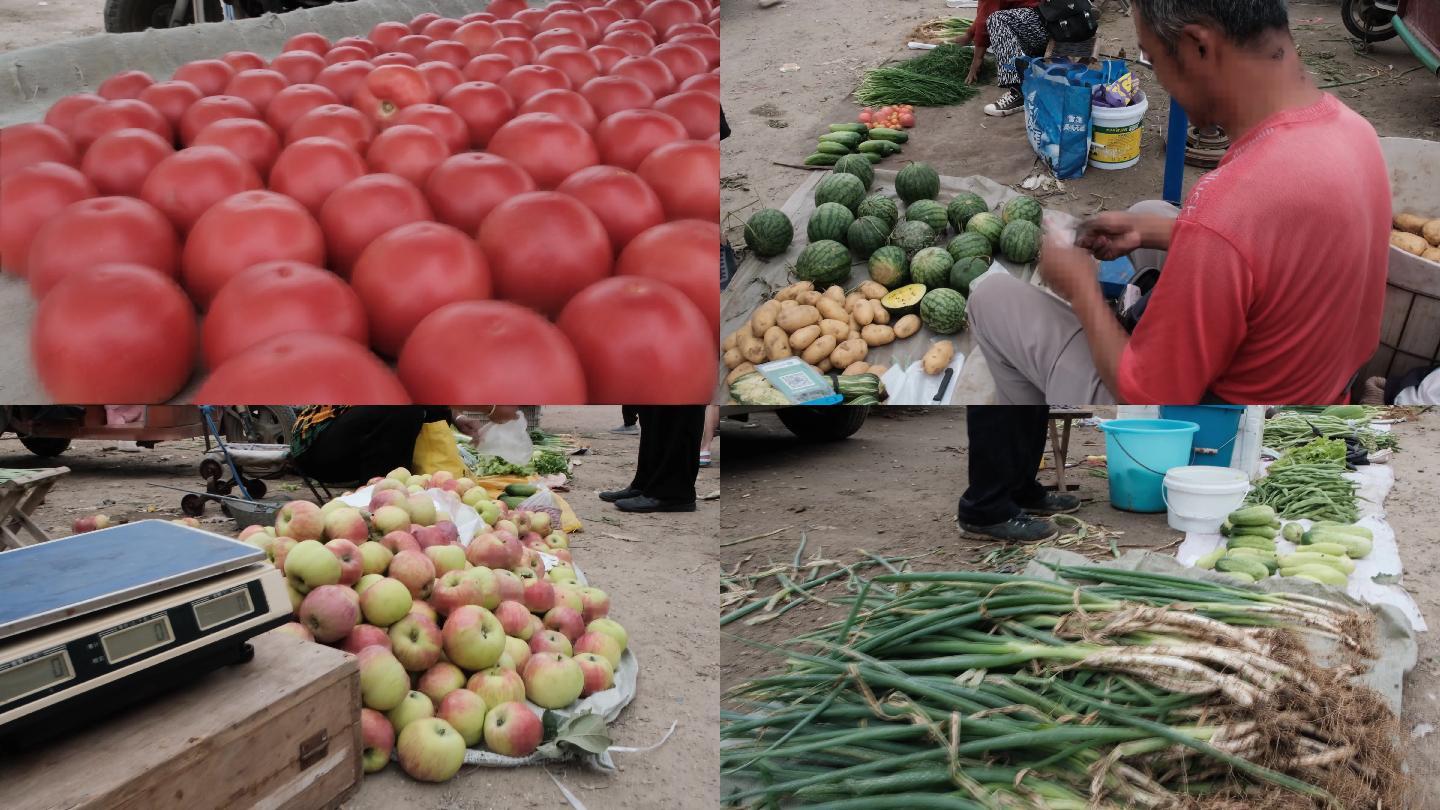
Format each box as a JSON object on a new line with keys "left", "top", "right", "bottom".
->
{"left": 412, "top": 421, "right": 468, "bottom": 478}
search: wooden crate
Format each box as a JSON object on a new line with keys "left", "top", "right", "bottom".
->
{"left": 0, "top": 631, "right": 362, "bottom": 810}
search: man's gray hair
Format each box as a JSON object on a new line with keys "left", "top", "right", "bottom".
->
{"left": 1133, "top": 0, "right": 1290, "bottom": 52}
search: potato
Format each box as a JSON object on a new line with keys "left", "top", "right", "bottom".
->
{"left": 1424, "top": 219, "right": 1440, "bottom": 246}
{"left": 858, "top": 280, "right": 888, "bottom": 300}
{"left": 1423, "top": 246, "right": 1440, "bottom": 264}
{"left": 823, "top": 285, "right": 845, "bottom": 302}
{"left": 751, "top": 300, "right": 781, "bottom": 337}
{"left": 774, "top": 281, "right": 813, "bottom": 301}
{"left": 842, "top": 361, "right": 871, "bottom": 375}
{"left": 801, "top": 334, "right": 837, "bottom": 365}
{"left": 1395, "top": 213, "right": 1429, "bottom": 235}
{"left": 738, "top": 329, "right": 767, "bottom": 364}
{"left": 923, "top": 340, "right": 954, "bottom": 374}
{"left": 830, "top": 338, "right": 868, "bottom": 369}
{"left": 796, "top": 290, "right": 823, "bottom": 306}
{"left": 722, "top": 347, "right": 744, "bottom": 369}
{"left": 816, "top": 297, "right": 849, "bottom": 322}
{"left": 861, "top": 324, "right": 895, "bottom": 347}
{"left": 893, "top": 314, "right": 921, "bottom": 339}
{"left": 726, "top": 362, "right": 757, "bottom": 385}
{"left": 788, "top": 324, "right": 822, "bottom": 351}
{"left": 816, "top": 359, "right": 833, "bottom": 373}
{"left": 819, "top": 318, "right": 850, "bottom": 341}
{"left": 1392, "top": 230, "right": 1429, "bottom": 256}
{"left": 868, "top": 365, "right": 887, "bottom": 377}
{"left": 852, "top": 300, "right": 874, "bottom": 326}
{"left": 723, "top": 330, "right": 740, "bottom": 351}
{"left": 777, "top": 304, "right": 821, "bottom": 332}
{"left": 764, "top": 326, "right": 792, "bottom": 361}
{"left": 869, "top": 299, "right": 890, "bottom": 325}
{"left": 779, "top": 299, "right": 798, "bottom": 309}
{"left": 844, "top": 292, "right": 868, "bottom": 312}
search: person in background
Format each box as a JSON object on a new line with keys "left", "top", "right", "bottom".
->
{"left": 611, "top": 406, "right": 640, "bottom": 435}
{"left": 957, "top": 406, "right": 1077, "bottom": 542}
{"left": 956, "top": 0, "right": 1047, "bottom": 117}
{"left": 103, "top": 405, "right": 144, "bottom": 453}
{"left": 700, "top": 405, "right": 718, "bottom": 467}
{"left": 292, "top": 406, "right": 517, "bottom": 484}
{"left": 600, "top": 406, "right": 704, "bottom": 513}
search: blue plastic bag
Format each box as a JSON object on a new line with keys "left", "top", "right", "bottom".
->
{"left": 1020, "top": 57, "right": 1127, "bottom": 179}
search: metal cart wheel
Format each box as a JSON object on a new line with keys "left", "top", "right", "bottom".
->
{"left": 18, "top": 436, "right": 71, "bottom": 458}
{"left": 180, "top": 493, "right": 208, "bottom": 516}
{"left": 199, "top": 458, "right": 224, "bottom": 482}
{"left": 243, "top": 478, "right": 268, "bottom": 499}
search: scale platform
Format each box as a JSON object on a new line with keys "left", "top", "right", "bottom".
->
{"left": 0, "top": 520, "right": 291, "bottom": 745}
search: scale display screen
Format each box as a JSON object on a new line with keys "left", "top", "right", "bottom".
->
{"left": 100, "top": 616, "right": 174, "bottom": 664}
{"left": 193, "top": 588, "right": 254, "bottom": 631}
{"left": 0, "top": 650, "right": 74, "bottom": 706}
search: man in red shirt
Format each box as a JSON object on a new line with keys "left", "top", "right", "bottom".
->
{"left": 968, "top": 0, "right": 1390, "bottom": 404}
{"left": 956, "top": 0, "right": 1046, "bottom": 116}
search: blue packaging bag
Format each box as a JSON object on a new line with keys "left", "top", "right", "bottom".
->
{"left": 1020, "top": 57, "right": 1127, "bottom": 179}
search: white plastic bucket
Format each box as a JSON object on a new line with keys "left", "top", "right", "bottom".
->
{"left": 1161, "top": 465, "right": 1250, "bottom": 534}
{"left": 1089, "top": 92, "right": 1148, "bottom": 171}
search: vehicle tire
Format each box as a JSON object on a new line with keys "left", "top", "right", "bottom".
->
{"left": 221, "top": 406, "right": 297, "bottom": 445}
{"left": 776, "top": 406, "right": 869, "bottom": 441}
{"left": 1341, "top": 0, "right": 1397, "bottom": 42}
{"left": 19, "top": 436, "right": 71, "bottom": 457}
{"left": 103, "top": 0, "right": 224, "bottom": 33}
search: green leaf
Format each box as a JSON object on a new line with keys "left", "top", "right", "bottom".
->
{"left": 552, "top": 712, "right": 613, "bottom": 755}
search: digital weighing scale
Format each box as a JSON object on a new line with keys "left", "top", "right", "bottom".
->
{"left": 0, "top": 520, "right": 291, "bottom": 745}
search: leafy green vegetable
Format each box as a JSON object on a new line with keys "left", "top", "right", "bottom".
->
{"left": 1271, "top": 437, "right": 1347, "bottom": 469}
{"left": 854, "top": 44, "right": 986, "bottom": 107}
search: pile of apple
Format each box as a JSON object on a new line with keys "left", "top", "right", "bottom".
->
{"left": 239, "top": 467, "right": 627, "bottom": 783}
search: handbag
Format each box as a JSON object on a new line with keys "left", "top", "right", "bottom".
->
{"left": 1038, "top": 0, "right": 1099, "bottom": 43}
{"left": 1019, "top": 56, "right": 1126, "bottom": 179}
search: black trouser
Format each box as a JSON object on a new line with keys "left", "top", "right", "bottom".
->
{"left": 628, "top": 406, "right": 704, "bottom": 502}
{"left": 956, "top": 406, "right": 1049, "bottom": 526}
{"left": 294, "top": 407, "right": 446, "bottom": 485}
{"left": 621, "top": 406, "right": 640, "bottom": 427}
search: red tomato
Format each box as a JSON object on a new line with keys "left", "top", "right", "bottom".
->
{"left": 606, "top": 0, "right": 646, "bottom": 18}
{"left": 494, "top": 20, "right": 531, "bottom": 39}
{"left": 580, "top": 75, "right": 654, "bottom": 119}
{"left": 605, "top": 19, "right": 657, "bottom": 38}
{"left": 391, "top": 103, "right": 470, "bottom": 153}
{"left": 641, "top": 0, "right": 703, "bottom": 38}
{"left": 202, "top": 261, "right": 367, "bottom": 369}
{"left": 557, "top": 275, "right": 713, "bottom": 403}
{"left": 193, "top": 118, "right": 282, "bottom": 181}
{"left": 139, "top": 145, "right": 261, "bottom": 232}
{"left": 194, "top": 332, "right": 409, "bottom": 405}
{"left": 80, "top": 128, "right": 174, "bottom": 196}
{"left": 478, "top": 191, "right": 612, "bottom": 315}
{"left": 637, "top": 139, "right": 718, "bottom": 222}
{"left": 27, "top": 196, "right": 178, "bottom": 298}
{"left": 593, "top": 108, "right": 686, "bottom": 171}
{"left": 584, "top": 7, "right": 624, "bottom": 32}
{"left": 350, "top": 222, "right": 493, "bottom": 357}
{"left": 616, "top": 218, "right": 719, "bottom": 337}
{"left": 462, "top": 53, "right": 517, "bottom": 83}
{"left": 486, "top": 112, "right": 598, "bottom": 189}
{"left": 0, "top": 123, "right": 76, "bottom": 180}
{"left": 588, "top": 44, "right": 629, "bottom": 72}
{"left": 556, "top": 165, "right": 664, "bottom": 252}
{"left": 323, "top": 45, "right": 370, "bottom": 66}
{"left": 487, "top": 0, "right": 528, "bottom": 17}
{"left": 609, "top": 55, "right": 676, "bottom": 98}
{"left": 424, "top": 152, "right": 535, "bottom": 233}
{"left": 372, "top": 52, "right": 420, "bottom": 68}
{"left": 398, "top": 300, "right": 587, "bottom": 403}
{"left": 178, "top": 95, "right": 259, "bottom": 145}
{"left": 653, "top": 89, "right": 719, "bottom": 140}
{"left": 181, "top": 189, "right": 325, "bottom": 307}
{"left": 33, "top": 264, "right": 197, "bottom": 402}
{"left": 514, "top": 7, "right": 550, "bottom": 32}
{"left": 441, "top": 81, "right": 516, "bottom": 147}
{"left": 650, "top": 43, "right": 707, "bottom": 82}
{"left": 461, "top": 11, "right": 497, "bottom": 23}
{"left": 365, "top": 124, "right": 450, "bottom": 187}
{"left": 334, "top": 37, "right": 379, "bottom": 58}
{"left": 395, "top": 35, "right": 434, "bottom": 59}
{"left": 423, "top": 41, "right": 471, "bottom": 69}
{"left": 43, "top": 93, "right": 106, "bottom": 141}
{"left": 669, "top": 33, "right": 720, "bottom": 69}
{"left": 172, "top": 60, "right": 237, "bottom": 97}
{"left": 534, "top": 28, "right": 586, "bottom": 52}
{"left": 418, "top": 61, "right": 465, "bottom": 98}
{"left": 138, "top": 81, "right": 204, "bottom": 131}
{"left": 900, "top": 113, "right": 916, "bottom": 127}
{"left": 353, "top": 64, "right": 435, "bottom": 125}
{"left": 225, "top": 69, "right": 290, "bottom": 114}
{"left": 315, "top": 61, "right": 374, "bottom": 105}
{"left": 72, "top": 99, "right": 172, "bottom": 153}
{"left": 536, "top": 46, "right": 602, "bottom": 87}
{"left": 455, "top": 21, "right": 503, "bottom": 55}
{"left": 421, "top": 18, "right": 463, "bottom": 39}
{"left": 492, "top": 37, "right": 539, "bottom": 68}
{"left": 98, "top": 70, "right": 155, "bottom": 100}
{"left": 318, "top": 173, "right": 434, "bottom": 276}
{"left": 270, "top": 51, "right": 326, "bottom": 85}
{"left": 221, "top": 51, "right": 267, "bottom": 73}
{"left": 268, "top": 137, "right": 368, "bottom": 214}
{"left": 369, "top": 21, "right": 411, "bottom": 51}
{"left": 264, "top": 83, "right": 340, "bottom": 135}
{"left": 518, "top": 89, "right": 598, "bottom": 132}
{"left": 287, "top": 104, "right": 375, "bottom": 151}
{"left": 678, "top": 71, "right": 720, "bottom": 97}
{"left": 408, "top": 12, "right": 441, "bottom": 33}
{"left": 542, "top": 10, "right": 601, "bottom": 44}
{"left": 545, "top": 2, "right": 584, "bottom": 13}
{"left": 663, "top": 22, "right": 712, "bottom": 41}
{"left": 0, "top": 163, "right": 95, "bottom": 276}
{"left": 602, "top": 29, "right": 655, "bottom": 57}
{"left": 284, "top": 32, "right": 330, "bottom": 55}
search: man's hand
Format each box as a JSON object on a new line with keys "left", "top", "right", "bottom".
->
{"left": 1075, "top": 212, "right": 1144, "bottom": 260}
{"left": 1039, "top": 231, "right": 1100, "bottom": 304}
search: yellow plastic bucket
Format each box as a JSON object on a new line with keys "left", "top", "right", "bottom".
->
{"left": 1089, "top": 92, "right": 1148, "bottom": 170}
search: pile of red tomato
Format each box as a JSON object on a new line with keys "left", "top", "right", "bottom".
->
{"left": 0, "top": 0, "right": 721, "bottom": 405}
{"left": 857, "top": 105, "right": 915, "bottom": 129}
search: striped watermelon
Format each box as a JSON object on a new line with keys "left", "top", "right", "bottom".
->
{"left": 857, "top": 193, "right": 899, "bottom": 228}
{"left": 905, "top": 199, "right": 949, "bottom": 235}
{"left": 867, "top": 245, "right": 910, "bottom": 288}
{"left": 1000, "top": 195, "right": 1043, "bottom": 227}
{"left": 794, "top": 240, "right": 853, "bottom": 286}
{"left": 910, "top": 247, "right": 953, "bottom": 289}
{"left": 847, "top": 216, "right": 890, "bottom": 258}
{"left": 808, "top": 202, "right": 855, "bottom": 244}
{"left": 946, "top": 192, "right": 988, "bottom": 232}
{"left": 814, "top": 172, "right": 866, "bottom": 212}
{"left": 889, "top": 220, "right": 937, "bottom": 257}
{"left": 949, "top": 256, "right": 989, "bottom": 295}
{"left": 999, "top": 220, "right": 1042, "bottom": 264}
{"left": 965, "top": 212, "right": 1004, "bottom": 248}
{"left": 895, "top": 161, "right": 940, "bottom": 203}
{"left": 833, "top": 153, "right": 875, "bottom": 190}
{"left": 946, "top": 232, "right": 992, "bottom": 263}
{"left": 744, "top": 208, "right": 793, "bottom": 258}
{"left": 920, "top": 287, "right": 968, "bottom": 334}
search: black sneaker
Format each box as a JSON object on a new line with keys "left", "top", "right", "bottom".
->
{"left": 1017, "top": 493, "right": 1081, "bottom": 516}
{"left": 959, "top": 515, "right": 1059, "bottom": 543}
{"left": 599, "top": 487, "right": 642, "bottom": 502}
{"left": 614, "top": 495, "right": 697, "bottom": 513}
{"left": 984, "top": 88, "right": 1024, "bottom": 117}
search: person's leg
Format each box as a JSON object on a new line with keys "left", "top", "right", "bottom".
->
{"left": 1008, "top": 406, "right": 1081, "bottom": 514}
{"left": 982, "top": 10, "right": 1043, "bottom": 116}
{"left": 699, "top": 405, "right": 718, "bottom": 466}
{"left": 612, "top": 406, "right": 640, "bottom": 434}
{"left": 957, "top": 406, "right": 1059, "bottom": 541}
{"left": 293, "top": 406, "right": 428, "bottom": 484}
{"left": 967, "top": 273, "right": 1117, "bottom": 405}
{"left": 616, "top": 406, "right": 703, "bottom": 511}
{"left": 602, "top": 406, "right": 658, "bottom": 500}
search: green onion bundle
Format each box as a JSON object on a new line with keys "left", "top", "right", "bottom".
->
{"left": 911, "top": 17, "right": 974, "bottom": 43}
{"left": 854, "top": 45, "right": 984, "bottom": 107}
{"left": 1263, "top": 412, "right": 1398, "bottom": 453}
{"left": 1246, "top": 462, "right": 1359, "bottom": 523}
{"left": 723, "top": 567, "right": 1400, "bottom": 808}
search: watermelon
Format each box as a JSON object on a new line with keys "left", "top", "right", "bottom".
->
{"left": 946, "top": 192, "right": 988, "bottom": 232}
{"left": 881, "top": 283, "right": 926, "bottom": 318}
{"left": 814, "top": 172, "right": 866, "bottom": 212}
{"left": 889, "top": 220, "right": 936, "bottom": 257}
{"left": 808, "top": 202, "right": 855, "bottom": 244}
{"left": 1000, "top": 195, "right": 1043, "bottom": 227}
{"left": 999, "top": 220, "right": 1042, "bottom": 263}
{"left": 848, "top": 215, "right": 890, "bottom": 259}
{"left": 867, "top": 245, "right": 910, "bottom": 288}
{"left": 920, "top": 287, "right": 968, "bottom": 334}
{"left": 905, "top": 199, "right": 949, "bottom": 235}
{"left": 857, "top": 193, "right": 899, "bottom": 228}
{"left": 946, "top": 232, "right": 992, "bottom": 263}
{"left": 895, "top": 161, "right": 940, "bottom": 204}
{"left": 744, "top": 208, "right": 793, "bottom": 258}
{"left": 794, "top": 240, "right": 852, "bottom": 286}
{"left": 949, "top": 256, "right": 989, "bottom": 295}
{"left": 833, "top": 153, "right": 875, "bottom": 190}
{"left": 910, "top": 247, "right": 953, "bottom": 289}
{"left": 965, "top": 211, "right": 1004, "bottom": 248}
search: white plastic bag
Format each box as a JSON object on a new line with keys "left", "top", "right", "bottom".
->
{"left": 474, "top": 411, "right": 532, "bottom": 465}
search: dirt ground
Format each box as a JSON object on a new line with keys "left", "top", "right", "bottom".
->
{"left": 1, "top": 406, "right": 720, "bottom": 810}
{"left": 719, "top": 0, "right": 1440, "bottom": 244}
{"left": 0, "top": 0, "right": 102, "bottom": 54}
{"left": 718, "top": 406, "right": 1440, "bottom": 804}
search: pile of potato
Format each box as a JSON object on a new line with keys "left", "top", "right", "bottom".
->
{"left": 722, "top": 281, "right": 917, "bottom": 382}
{"left": 1392, "top": 211, "right": 1440, "bottom": 263}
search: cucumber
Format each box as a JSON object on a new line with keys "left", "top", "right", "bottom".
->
{"left": 1309, "top": 523, "right": 1373, "bottom": 540}
{"left": 1278, "top": 552, "right": 1354, "bottom": 574}
{"left": 1219, "top": 518, "right": 1234, "bottom": 537}
{"left": 499, "top": 495, "right": 527, "bottom": 509}
{"left": 1230, "top": 524, "right": 1277, "bottom": 540}
{"left": 828, "top": 123, "right": 869, "bottom": 134}
{"left": 819, "top": 131, "right": 864, "bottom": 147}
{"left": 815, "top": 141, "right": 852, "bottom": 156}
{"left": 1215, "top": 556, "right": 1269, "bottom": 581}
{"left": 1280, "top": 523, "right": 1303, "bottom": 543}
{"left": 860, "top": 153, "right": 884, "bottom": 164}
{"left": 857, "top": 140, "right": 902, "bottom": 155}
{"left": 1299, "top": 542, "right": 1350, "bottom": 558}
{"left": 504, "top": 483, "right": 538, "bottom": 497}
{"left": 1226, "top": 548, "right": 1278, "bottom": 573}
{"left": 1221, "top": 571, "right": 1256, "bottom": 585}
{"left": 1226, "top": 535, "right": 1276, "bottom": 552}
{"left": 1228, "top": 505, "right": 1276, "bottom": 527}
{"left": 866, "top": 127, "right": 909, "bottom": 143}
{"left": 1280, "top": 564, "right": 1348, "bottom": 586}
{"left": 1302, "top": 530, "right": 1372, "bottom": 558}
{"left": 1195, "top": 548, "right": 1226, "bottom": 570}
{"left": 804, "top": 153, "right": 841, "bottom": 166}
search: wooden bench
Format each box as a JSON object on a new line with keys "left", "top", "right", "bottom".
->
{"left": 1046, "top": 409, "right": 1095, "bottom": 492}
{"left": 0, "top": 467, "right": 69, "bottom": 550}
